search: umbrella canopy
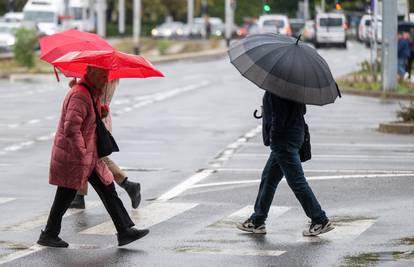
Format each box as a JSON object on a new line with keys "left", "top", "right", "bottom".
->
{"left": 398, "top": 21, "right": 414, "bottom": 33}
{"left": 52, "top": 50, "right": 164, "bottom": 80}
{"left": 228, "top": 33, "right": 341, "bottom": 106}
{"left": 39, "top": 29, "right": 114, "bottom": 63}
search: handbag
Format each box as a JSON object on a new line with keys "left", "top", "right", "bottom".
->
{"left": 299, "top": 122, "right": 311, "bottom": 162}
{"left": 81, "top": 83, "right": 119, "bottom": 158}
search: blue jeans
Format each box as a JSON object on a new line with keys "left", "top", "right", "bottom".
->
{"left": 250, "top": 136, "right": 327, "bottom": 225}
{"left": 398, "top": 58, "right": 407, "bottom": 76}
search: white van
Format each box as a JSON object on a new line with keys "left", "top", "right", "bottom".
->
{"left": 22, "top": 0, "right": 65, "bottom": 36}
{"left": 258, "top": 14, "right": 292, "bottom": 36}
{"left": 315, "top": 13, "right": 347, "bottom": 48}
{"left": 69, "top": 0, "right": 94, "bottom": 32}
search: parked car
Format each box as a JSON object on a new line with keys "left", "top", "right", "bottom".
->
{"left": 315, "top": 12, "right": 347, "bottom": 48}
{"left": 3, "top": 12, "right": 24, "bottom": 23}
{"left": 358, "top": 14, "right": 372, "bottom": 43}
{"left": 303, "top": 20, "right": 315, "bottom": 42}
{"left": 237, "top": 21, "right": 260, "bottom": 38}
{"left": 193, "top": 17, "right": 225, "bottom": 38}
{"left": 289, "top": 18, "right": 305, "bottom": 38}
{"left": 0, "top": 22, "right": 20, "bottom": 53}
{"left": 257, "top": 14, "right": 292, "bottom": 36}
{"left": 151, "top": 22, "right": 185, "bottom": 39}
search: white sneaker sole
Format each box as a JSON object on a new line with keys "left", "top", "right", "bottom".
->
{"left": 236, "top": 224, "right": 266, "bottom": 234}
{"left": 303, "top": 224, "right": 335, "bottom": 237}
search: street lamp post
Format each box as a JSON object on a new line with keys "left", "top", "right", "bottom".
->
{"left": 187, "top": 0, "right": 194, "bottom": 39}
{"left": 119, "top": 0, "right": 125, "bottom": 34}
{"left": 133, "top": 0, "right": 142, "bottom": 55}
{"left": 96, "top": 0, "right": 107, "bottom": 37}
{"left": 381, "top": 0, "right": 398, "bottom": 91}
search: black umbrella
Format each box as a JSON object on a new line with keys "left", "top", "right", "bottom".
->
{"left": 398, "top": 21, "right": 414, "bottom": 33}
{"left": 228, "top": 33, "right": 341, "bottom": 106}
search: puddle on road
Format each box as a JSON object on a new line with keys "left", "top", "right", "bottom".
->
{"left": 330, "top": 216, "right": 376, "bottom": 224}
{"left": 0, "top": 240, "right": 29, "bottom": 250}
{"left": 341, "top": 236, "right": 414, "bottom": 266}
{"left": 341, "top": 251, "right": 414, "bottom": 267}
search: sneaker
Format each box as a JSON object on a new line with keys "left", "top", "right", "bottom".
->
{"left": 117, "top": 227, "right": 149, "bottom": 246}
{"left": 236, "top": 219, "right": 266, "bottom": 234}
{"left": 302, "top": 219, "right": 334, "bottom": 236}
{"left": 69, "top": 194, "right": 85, "bottom": 209}
{"left": 37, "top": 230, "right": 69, "bottom": 248}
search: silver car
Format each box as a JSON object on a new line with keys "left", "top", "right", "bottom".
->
{"left": 0, "top": 22, "right": 20, "bottom": 53}
{"left": 151, "top": 22, "right": 185, "bottom": 39}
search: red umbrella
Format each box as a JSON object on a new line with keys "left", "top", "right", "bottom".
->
{"left": 52, "top": 50, "right": 164, "bottom": 80}
{"left": 39, "top": 29, "right": 114, "bottom": 63}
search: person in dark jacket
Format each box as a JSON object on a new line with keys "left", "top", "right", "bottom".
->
{"left": 237, "top": 91, "right": 333, "bottom": 236}
{"left": 405, "top": 28, "right": 414, "bottom": 79}
{"left": 398, "top": 31, "right": 411, "bottom": 80}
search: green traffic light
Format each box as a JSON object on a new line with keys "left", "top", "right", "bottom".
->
{"left": 264, "top": 4, "right": 271, "bottom": 12}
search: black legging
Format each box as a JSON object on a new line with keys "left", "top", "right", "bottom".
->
{"left": 44, "top": 170, "right": 134, "bottom": 237}
{"left": 406, "top": 51, "right": 414, "bottom": 79}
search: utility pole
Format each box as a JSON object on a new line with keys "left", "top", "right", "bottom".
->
{"left": 187, "top": 0, "right": 194, "bottom": 38}
{"left": 133, "top": 0, "right": 141, "bottom": 54}
{"left": 382, "top": 0, "right": 398, "bottom": 91}
{"left": 96, "top": 0, "right": 107, "bottom": 37}
{"left": 63, "top": 0, "right": 71, "bottom": 30}
{"left": 304, "top": 0, "right": 309, "bottom": 20}
{"left": 118, "top": 0, "right": 125, "bottom": 34}
{"left": 321, "top": 0, "right": 326, "bottom": 12}
{"left": 225, "top": 0, "right": 234, "bottom": 47}
{"left": 373, "top": 0, "right": 379, "bottom": 80}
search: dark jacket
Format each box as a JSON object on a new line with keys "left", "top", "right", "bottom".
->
{"left": 398, "top": 38, "right": 411, "bottom": 60}
{"left": 262, "top": 91, "right": 306, "bottom": 146}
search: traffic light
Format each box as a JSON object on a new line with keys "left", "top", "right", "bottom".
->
{"left": 263, "top": 0, "right": 271, "bottom": 13}
{"left": 335, "top": 0, "right": 342, "bottom": 10}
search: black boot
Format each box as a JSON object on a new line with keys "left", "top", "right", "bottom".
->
{"left": 121, "top": 178, "right": 141, "bottom": 209}
{"left": 117, "top": 227, "right": 149, "bottom": 246}
{"left": 37, "top": 230, "right": 69, "bottom": 248}
{"left": 69, "top": 194, "right": 85, "bottom": 209}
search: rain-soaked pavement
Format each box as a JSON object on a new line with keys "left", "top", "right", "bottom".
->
{"left": 0, "top": 42, "right": 414, "bottom": 266}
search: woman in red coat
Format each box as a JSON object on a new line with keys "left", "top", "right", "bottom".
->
{"left": 37, "top": 66, "right": 149, "bottom": 247}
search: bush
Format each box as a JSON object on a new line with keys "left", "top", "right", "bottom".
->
{"left": 397, "top": 102, "right": 414, "bottom": 122}
{"left": 13, "top": 28, "right": 38, "bottom": 68}
{"left": 157, "top": 39, "right": 172, "bottom": 55}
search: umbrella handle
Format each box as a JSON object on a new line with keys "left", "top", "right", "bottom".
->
{"left": 253, "top": 109, "right": 262, "bottom": 119}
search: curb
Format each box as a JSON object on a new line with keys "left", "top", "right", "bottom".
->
{"left": 342, "top": 88, "right": 414, "bottom": 101}
{"left": 378, "top": 122, "right": 414, "bottom": 134}
{"left": 3, "top": 48, "right": 228, "bottom": 82}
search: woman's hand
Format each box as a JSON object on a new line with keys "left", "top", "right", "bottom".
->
{"left": 101, "top": 104, "right": 110, "bottom": 118}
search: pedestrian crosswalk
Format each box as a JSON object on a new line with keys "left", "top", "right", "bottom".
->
{"left": 0, "top": 198, "right": 14, "bottom": 205}
{"left": 0, "top": 200, "right": 379, "bottom": 263}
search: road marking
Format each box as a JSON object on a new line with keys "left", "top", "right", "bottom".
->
{"left": 156, "top": 126, "right": 261, "bottom": 201}
{"left": 217, "top": 168, "right": 414, "bottom": 174}
{"left": 233, "top": 153, "right": 414, "bottom": 160}
{"left": 157, "top": 170, "right": 214, "bottom": 202}
{"left": 190, "top": 173, "right": 414, "bottom": 189}
{"left": 0, "top": 82, "right": 210, "bottom": 156}
{"left": 245, "top": 142, "right": 414, "bottom": 148}
{"left": 81, "top": 202, "right": 198, "bottom": 235}
{"left": 0, "top": 198, "right": 15, "bottom": 205}
{"left": 0, "top": 244, "right": 44, "bottom": 265}
{"left": 299, "top": 218, "right": 376, "bottom": 242}
{"left": 0, "top": 201, "right": 101, "bottom": 232}
{"left": 176, "top": 247, "right": 286, "bottom": 257}
{"left": 208, "top": 205, "right": 290, "bottom": 229}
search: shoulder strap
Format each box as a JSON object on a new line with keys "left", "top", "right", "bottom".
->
{"left": 80, "top": 82, "right": 99, "bottom": 116}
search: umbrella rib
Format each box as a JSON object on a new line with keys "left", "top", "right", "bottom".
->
{"left": 259, "top": 47, "right": 293, "bottom": 88}
{"left": 302, "top": 49, "right": 323, "bottom": 105}
{"left": 230, "top": 42, "right": 292, "bottom": 63}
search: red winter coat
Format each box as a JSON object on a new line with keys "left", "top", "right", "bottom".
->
{"left": 49, "top": 81, "right": 114, "bottom": 190}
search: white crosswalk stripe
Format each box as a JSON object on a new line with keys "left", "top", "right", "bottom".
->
{"left": 0, "top": 198, "right": 15, "bottom": 205}
{"left": 208, "top": 205, "right": 290, "bottom": 229}
{"left": 0, "top": 201, "right": 101, "bottom": 232}
{"left": 299, "top": 218, "right": 376, "bottom": 243}
{"left": 81, "top": 202, "right": 198, "bottom": 235}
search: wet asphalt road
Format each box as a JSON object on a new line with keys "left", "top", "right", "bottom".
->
{"left": 0, "top": 41, "right": 414, "bottom": 267}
